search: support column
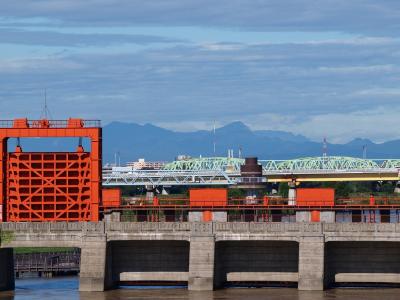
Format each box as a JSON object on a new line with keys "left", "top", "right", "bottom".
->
{"left": 0, "top": 248, "right": 14, "bottom": 291}
{"left": 104, "top": 212, "right": 121, "bottom": 223}
{"left": 296, "top": 211, "right": 310, "bottom": 222}
{"left": 288, "top": 181, "right": 297, "bottom": 206}
{"left": 79, "top": 235, "right": 114, "bottom": 291}
{"left": 320, "top": 211, "right": 335, "bottom": 223}
{"left": 188, "top": 235, "right": 215, "bottom": 291}
{"left": 394, "top": 181, "right": 400, "bottom": 194}
{"left": 298, "top": 236, "right": 325, "bottom": 291}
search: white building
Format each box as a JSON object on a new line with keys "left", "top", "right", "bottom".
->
{"left": 126, "top": 158, "right": 166, "bottom": 170}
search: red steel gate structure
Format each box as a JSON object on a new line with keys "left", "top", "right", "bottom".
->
{"left": 0, "top": 118, "right": 102, "bottom": 222}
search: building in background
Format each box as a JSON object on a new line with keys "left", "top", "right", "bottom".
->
{"left": 126, "top": 158, "right": 166, "bottom": 170}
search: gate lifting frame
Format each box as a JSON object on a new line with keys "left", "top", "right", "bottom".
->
{"left": 0, "top": 118, "right": 102, "bottom": 222}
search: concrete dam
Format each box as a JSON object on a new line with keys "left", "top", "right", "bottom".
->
{"left": 2, "top": 222, "right": 400, "bottom": 292}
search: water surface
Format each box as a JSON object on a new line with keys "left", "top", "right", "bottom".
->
{"left": 1, "top": 277, "right": 400, "bottom": 300}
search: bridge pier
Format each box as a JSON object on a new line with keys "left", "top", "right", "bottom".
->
{"left": 4, "top": 222, "right": 400, "bottom": 292}
{"left": 288, "top": 182, "right": 297, "bottom": 206}
{"left": 188, "top": 235, "right": 215, "bottom": 291}
{"left": 0, "top": 248, "right": 14, "bottom": 291}
{"left": 79, "top": 234, "right": 114, "bottom": 292}
{"left": 298, "top": 235, "right": 325, "bottom": 290}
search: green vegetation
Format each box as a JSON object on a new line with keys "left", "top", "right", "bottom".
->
{"left": 278, "top": 183, "right": 289, "bottom": 198}
{"left": 228, "top": 188, "right": 247, "bottom": 198}
{"left": 0, "top": 231, "right": 14, "bottom": 245}
{"left": 121, "top": 210, "right": 136, "bottom": 222}
{"left": 13, "top": 247, "right": 76, "bottom": 254}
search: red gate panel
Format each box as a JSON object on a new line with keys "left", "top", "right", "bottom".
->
{"left": 0, "top": 119, "right": 102, "bottom": 222}
{"left": 7, "top": 152, "right": 92, "bottom": 222}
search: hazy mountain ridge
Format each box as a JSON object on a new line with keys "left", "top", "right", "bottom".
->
{"left": 103, "top": 121, "right": 400, "bottom": 163}
{"left": 8, "top": 121, "right": 400, "bottom": 163}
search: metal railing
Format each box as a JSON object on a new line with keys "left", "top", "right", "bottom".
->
{"left": 0, "top": 119, "right": 101, "bottom": 128}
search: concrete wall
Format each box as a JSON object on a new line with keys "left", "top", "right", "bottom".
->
{"left": 215, "top": 241, "right": 298, "bottom": 286}
{"left": 326, "top": 241, "right": 400, "bottom": 285}
{"left": 296, "top": 211, "right": 310, "bottom": 222}
{"left": 0, "top": 248, "right": 14, "bottom": 291}
{"left": 3, "top": 222, "right": 400, "bottom": 291}
{"left": 111, "top": 240, "right": 189, "bottom": 284}
{"left": 79, "top": 234, "right": 112, "bottom": 292}
{"left": 298, "top": 236, "right": 325, "bottom": 290}
{"left": 320, "top": 212, "right": 335, "bottom": 223}
{"left": 189, "top": 235, "right": 215, "bottom": 291}
{"left": 188, "top": 212, "right": 227, "bottom": 222}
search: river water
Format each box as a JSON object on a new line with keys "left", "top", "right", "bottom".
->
{"left": 1, "top": 277, "right": 400, "bottom": 300}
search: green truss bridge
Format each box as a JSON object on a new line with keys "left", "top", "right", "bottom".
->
{"left": 162, "top": 156, "right": 400, "bottom": 182}
{"left": 103, "top": 156, "right": 400, "bottom": 186}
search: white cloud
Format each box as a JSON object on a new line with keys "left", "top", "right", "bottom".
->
{"left": 1, "top": 39, "right": 400, "bottom": 140}
{"left": 237, "top": 107, "right": 400, "bottom": 143}
{"left": 352, "top": 88, "right": 400, "bottom": 97}
{"left": 199, "top": 43, "right": 245, "bottom": 51}
{"left": 0, "top": 57, "right": 83, "bottom": 73}
{"left": 2, "top": 1, "right": 400, "bottom": 36}
{"left": 318, "top": 65, "right": 396, "bottom": 74}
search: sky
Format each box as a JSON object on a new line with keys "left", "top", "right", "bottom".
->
{"left": 1, "top": 0, "right": 400, "bottom": 143}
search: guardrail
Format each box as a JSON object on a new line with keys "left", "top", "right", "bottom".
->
{"left": 2, "top": 222, "right": 400, "bottom": 234}
{"left": 0, "top": 119, "right": 101, "bottom": 128}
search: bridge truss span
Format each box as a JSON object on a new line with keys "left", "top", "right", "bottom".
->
{"left": 103, "top": 168, "right": 236, "bottom": 186}
{"left": 102, "top": 156, "right": 400, "bottom": 186}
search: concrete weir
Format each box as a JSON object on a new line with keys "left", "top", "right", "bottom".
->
{"left": 2, "top": 222, "right": 400, "bottom": 291}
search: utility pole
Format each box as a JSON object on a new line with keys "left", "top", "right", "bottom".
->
{"left": 363, "top": 145, "right": 367, "bottom": 159}
{"left": 40, "top": 89, "right": 53, "bottom": 119}
{"left": 322, "top": 137, "right": 328, "bottom": 158}
{"left": 213, "top": 121, "right": 216, "bottom": 156}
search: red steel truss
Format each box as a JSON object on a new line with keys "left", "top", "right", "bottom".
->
{"left": 0, "top": 118, "right": 101, "bottom": 222}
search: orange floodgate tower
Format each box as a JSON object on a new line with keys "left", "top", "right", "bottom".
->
{"left": 0, "top": 118, "right": 102, "bottom": 222}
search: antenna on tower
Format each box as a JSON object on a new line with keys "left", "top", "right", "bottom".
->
{"left": 322, "top": 137, "right": 328, "bottom": 158}
{"left": 40, "top": 89, "right": 53, "bottom": 120}
{"left": 213, "top": 121, "right": 216, "bottom": 156}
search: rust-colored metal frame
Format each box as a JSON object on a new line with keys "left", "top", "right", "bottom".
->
{"left": 0, "top": 119, "right": 102, "bottom": 222}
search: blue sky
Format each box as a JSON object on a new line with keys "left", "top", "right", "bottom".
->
{"left": 1, "top": 0, "right": 400, "bottom": 143}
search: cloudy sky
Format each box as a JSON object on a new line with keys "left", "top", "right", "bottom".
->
{"left": 1, "top": 1, "right": 400, "bottom": 143}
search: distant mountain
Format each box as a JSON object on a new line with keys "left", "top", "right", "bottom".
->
{"left": 9, "top": 121, "right": 400, "bottom": 163}
{"left": 254, "top": 129, "right": 309, "bottom": 143}
{"left": 102, "top": 121, "right": 400, "bottom": 163}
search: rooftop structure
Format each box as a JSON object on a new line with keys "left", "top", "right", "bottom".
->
{"left": 126, "top": 158, "right": 166, "bottom": 170}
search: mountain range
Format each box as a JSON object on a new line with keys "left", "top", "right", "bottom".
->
{"left": 102, "top": 121, "right": 400, "bottom": 163}
{"left": 9, "top": 121, "right": 400, "bottom": 163}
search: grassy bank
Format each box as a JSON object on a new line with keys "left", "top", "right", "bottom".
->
{"left": 14, "top": 247, "right": 77, "bottom": 254}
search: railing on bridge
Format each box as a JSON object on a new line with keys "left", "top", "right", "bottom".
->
{"left": 163, "top": 156, "right": 400, "bottom": 172}
{"left": 103, "top": 156, "right": 400, "bottom": 186}
{"left": 14, "top": 250, "right": 80, "bottom": 276}
{"left": 0, "top": 119, "right": 101, "bottom": 128}
{"left": 102, "top": 168, "right": 236, "bottom": 186}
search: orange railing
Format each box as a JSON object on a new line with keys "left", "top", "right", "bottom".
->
{"left": 101, "top": 196, "right": 400, "bottom": 211}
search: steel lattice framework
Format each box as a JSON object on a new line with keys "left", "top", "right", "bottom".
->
{"left": 103, "top": 156, "right": 400, "bottom": 187}
{"left": 163, "top": 157, "right": 244, "bottom": 172}
{"left": 0, "top": 118, "right": 102, "bottom": 222}
{"left": 267, "top": 156, "right": 380, "bottom": 172}
{"left": 103, "top": 168, "right": 235, "bottom": 186}
{"left": 163, "top": 156, "right": 399, "bottom": 172}
{"left": 7, "top": 152, "right": 92, "bottom": 222}
{"left": 381, "top": 160, "right": 400, "bottom": 169}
